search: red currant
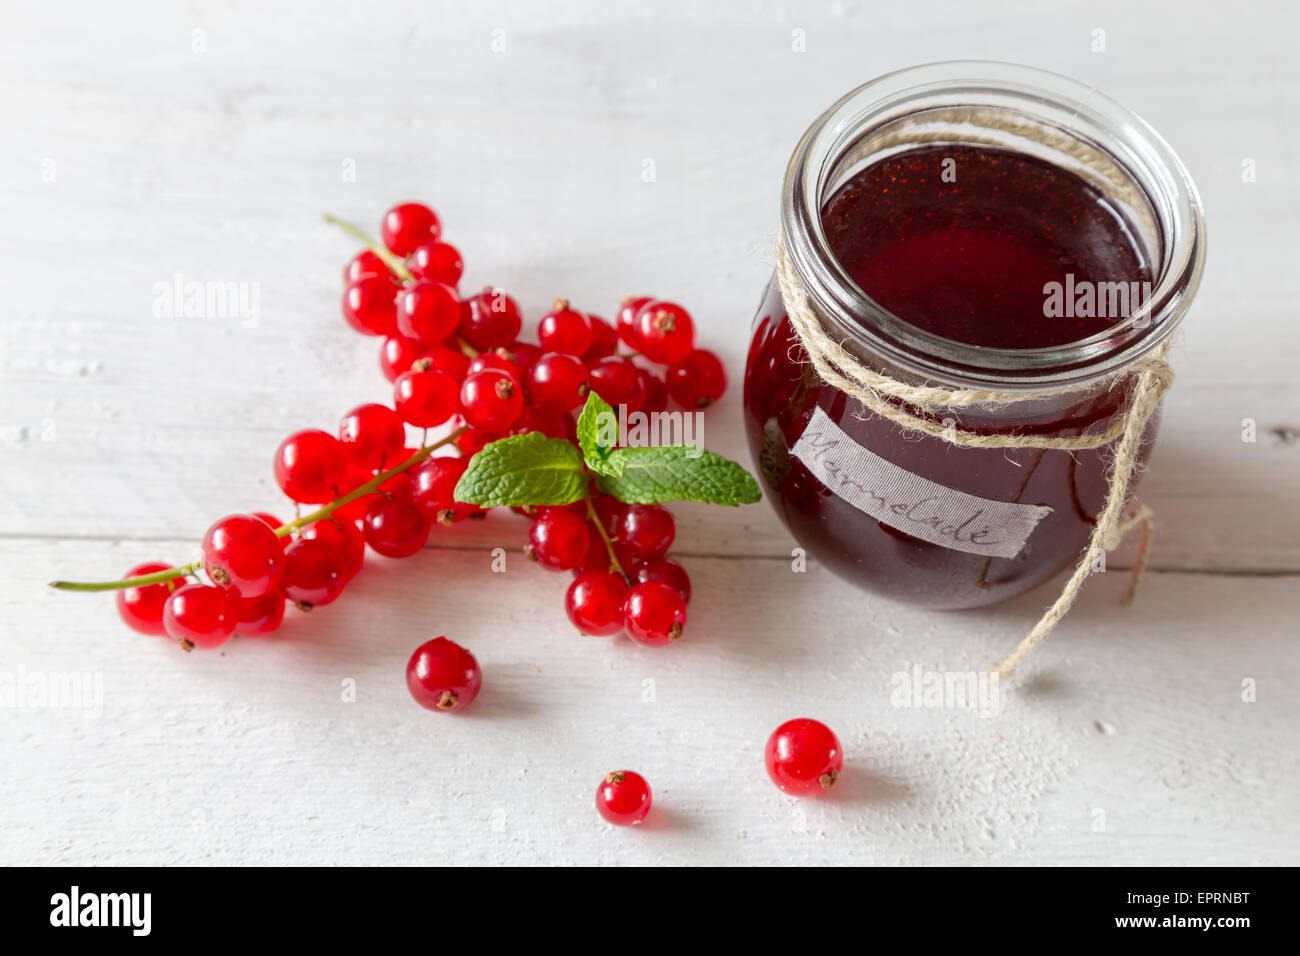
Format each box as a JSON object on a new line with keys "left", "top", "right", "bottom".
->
{"left": 583, "top": 314, "right": 619, "bottom": 362}
{"left": 115, "top": 563, "right": 183, "bottom": 636}
{"left": 528, "top": 353, "right": 589, "bottom": 410}
{"left": 339, "top": 403, "right": 407, "bottom": 470}
{"left": 633, "top": 301, "right": 695, "bottom": 364}
{"left": 565, "top": 571, "right": 628, "bottom": 636}
{"left": 201, "top": 514, "right": 286, "bottom": 597}
{"left": 251, "top": 512, "right": 285, "bottom": 535}
{"left": 407, "top": 636, "right": 482, "bottom": 712}
{"left": 667, "top": 349, "right": 727, "bottom": 408}
{"left": 396, "top": 280, "right": 460, "bottom": 344}
{"left": 233, "top": 590, "right": 286, "bottom": 637}
{"left": 454, "top": 422, "right": 497, "bottom": 456}
{"left": 342, "top": 275, "right": 399, "bottom": 337}
{"left": 587, "top": 357, "right": 646, "bottom": 412}
{"left": 509, "top": 404, "right": 569, "bottom": 440}
{"left": 417, "top": 348, "right": 471, "bottom": 383}
{"left": 537, "top": 299, "right": 593, "bottom": 356}
{"left": 345, "top": 249, "right": 397, "bottom": 285}
{"left": 622, "top": 580, "right": 687, "bottom": 646}
{"left": 300, "top": 517, "right": 366, "bottom": 581}
{"left": 394, "top": 368, "right": 459, "bottom": 427}
{"left": 380, "top": 336, "right": 435, "bottom": 383}
{"left": 571, "top": 520, "right": 614, "bottom": 577}
{"left": 630, "top": 557, "right": 691, "bottom": 604}
{"left": 407, "top": 240, "right": 463, "bottom": 286}
{"left": 466, "top": 350, "right": 520, "bottom": 382}
{"left": 411, "top": 455, "right": 472, "bottom": 524}
{"left": 617, "top": 295, "right": 652, "bottom": 349}
{"left": 459, "top": 369, "right": 524, "bottom": 432}
{"left": 274, "top": 430, "right": 347, "bottom": 504}
{"left": 280, "top": 537, "right": 347, "bottom": 609}
{"left": 501, "top": 341, "right": 542, "bottom": 379}
{"left": 381, "top": 201, "right": 440, "bottom": 257}
{"left": 363, "top": 495, "right": 430, "bottom": 558}
{"left": 459, "top": 287, "right": 522, "bottom": 351}
{"left": 613, "top": 504, "right": 675, "bottom": 560}
{"left": 162, "top": 583, "right": 236, "bottom": 650}
{"left": 526, "top": 509, "right": 591, "bottom": 571}
{"left": 765, "top": 718, "right": 843, "bottom": 796}
{"left": 638, "top": 368, "right": 668, "bottom": 413}
{"left": 595, "top": 770, "right": 652, "bottom": 826}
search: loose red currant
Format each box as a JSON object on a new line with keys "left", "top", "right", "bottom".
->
{"left": 380, "top": 336, "right": 435, "bottom": 383}
{"left": 115, "top": 563, "right": 183, "bottom": 636}
{"left": 459, "top": 287, "right": 523, "bottom": 351}
{"left": 765, "top": 718, "right": 843, "bottom": 796}
{"left": 460, "top": 369, "right": 524, "bottom": 432}
{"left": 613, "top": 504, "right": 675, "bottom": 560}
{"left": 394, "top": 368, "right": 459, "bottom": 427}
{"left": 501, "top": 341, "right": 542, "bottom": 379}
{"left": 587, "top": 357, "right": 646, "bottom": 412}
{"left": 407, "top": 240, "right": 463, "bottom": 285}
{"left": 583, "top": 315, "right": 619, "bottom": 362}
{"left": 416, "top": 348, "right": 471, "bottom": 383}
{"left": 630, "top": 557, "right": 691, "bottom": 604}
{"left": 381, "top": 201, "right": 440, "bottom": 257}
{"left": 633, "top": 301, "right": 695, "bottom": 365}
{"left": 342, "top": 275, "right": 399, "bottom": 336}
{"left": 537, "top": 298, "right": 593, "bottom": 356}
{"left": 363, "top": 495, "right": 430, "bottom": 558}
{"left": 565, "top": 571, "right": 628, "bottom": 636}
{"left": 406, "top": 636, "right": 482, "bottom": 712}
{"left": 622, "top": 581, "right": 687, "bottom": 647}
{"left": 411, "top": 455, "right": 472, "bottom": 524}
{"left": 162, "top": 583, "right": 236, "bottom": 650}
{"left": 345, "top": 249, "right": 397, "bottom": 285}
{"left": 617, "top": 295, "right": 653, "bottom": 349}
{"left": 526, "top": 509, "right": 591, "bottom": 571}
{"left": 233, "top": 590, "right": 286, "bottom": 637}
{"left": 466, "top": 349, "right": 520, "bottom": 382}
{"left": 528, "top": 353, "right": 589, "bottom": 410}
{"left": 396, "top": 280, "right": 460, "bottom": 344}
{"left": 509, "top": 404, "right": 569, "bottom": 440}
{"left": 339, "top": 403, "right": 407, "bottom": 470}
{"left": 595, "top": 770, "right": 652, "bottom": 826}
{"left": 300, "top": 517, "right": 366, "bottom": 581}
{"left": 201, "top": 514, "right": 286, "bottom": 597}
{"left": 667, "top": 349, "right": 727, "bottom": 408}
{"left": 280, "top": 537, "right": 347, "bottom": 609}
{"left": 638, "top": 368, "right": 668, "bottom": 414}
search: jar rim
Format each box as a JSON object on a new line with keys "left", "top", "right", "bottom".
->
{"left": 780, "top": 61, "right": 1207, "bottom": 390}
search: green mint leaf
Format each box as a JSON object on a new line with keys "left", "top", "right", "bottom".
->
{"left": 454, "top": 433, "right": 589, "bottom": 508}
{"left": 594, "top": 445, "right": 762, "bottom": 507}
{"left": 575, "top": 392, "right": 623, "bottom": 477}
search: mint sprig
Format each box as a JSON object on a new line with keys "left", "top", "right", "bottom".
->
{"left": 454, "top": 394, "right": 762, "bottom": 509}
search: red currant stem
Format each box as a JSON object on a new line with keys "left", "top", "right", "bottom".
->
{"left": 50, "top": 563, "right": 198, "bottom": 592}
{"left": 456, "top": 337, "right": 479, "bottom": 358}
{"left": 323, "top": 213, "right": 414, "bottom": 283}
{"left": 276, "top": 427, "right": 467, "bottom": 537}
{"left": 49, "top": 427, "right": 468, "bottom": 593}
{"left": 584, "top": 497, "right": 629, "bottom": 582}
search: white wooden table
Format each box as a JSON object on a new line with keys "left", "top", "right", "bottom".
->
{"left": 2, "top": 0, "right": 1297, "bottom": 866}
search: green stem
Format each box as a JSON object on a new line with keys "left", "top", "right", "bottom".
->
{"left": 50, "top": 428, "right": 467, "bottom": 593}
{"left": 323, "top": 213, "right": 413, "bottom": 282}
{"left": 585, "top": 497, "right": 628, "bottom": 581}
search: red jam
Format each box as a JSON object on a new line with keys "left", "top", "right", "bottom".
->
{"left": 745, "top": 144, "right": 1158, "bottom": 609}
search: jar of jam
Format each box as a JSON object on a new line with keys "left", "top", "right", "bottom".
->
{"left": 744, "top": 62, "right": 1206, "bottom": 610}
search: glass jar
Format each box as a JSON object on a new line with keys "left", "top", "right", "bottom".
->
{"left": 744, "top": 62, "right": 1206, "bottom": 610}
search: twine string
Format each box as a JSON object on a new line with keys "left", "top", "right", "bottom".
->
{"left": 774, "top": 238, "right": 1174, "bottom": 679}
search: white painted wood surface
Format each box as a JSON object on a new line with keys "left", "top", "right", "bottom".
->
{"left": 1, "top": 0, "right": 1297, "bottom": 865}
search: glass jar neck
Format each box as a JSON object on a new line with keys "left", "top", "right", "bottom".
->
{"left": 780, "top": 61, "right": 1206, "bottom": 392}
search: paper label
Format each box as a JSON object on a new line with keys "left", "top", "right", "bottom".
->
{"left": 790, "top": 407, "right": 1052, "bottom": 560}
